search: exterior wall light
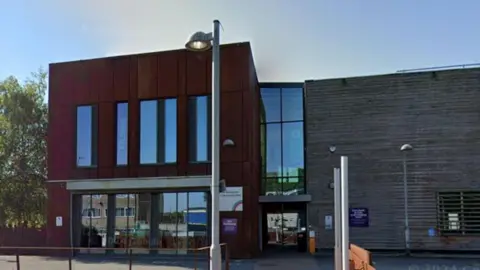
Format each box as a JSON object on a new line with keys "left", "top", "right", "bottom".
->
{"left": 223, "top": 138, "right": 235, "bottom": 147}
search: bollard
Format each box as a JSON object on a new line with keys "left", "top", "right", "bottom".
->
{"left": 68, "top": 251, "right": 72, "bottom": 270}
{"left": 128, "top": 249, "right": 133, "bottom": 270}
{"left": 225, "top": 245, "right": 230, "bottom": 270}
{"left": 309, "top": 230, "right": 316, "bottom": 255}
{"left": 16, "top": 251, "right": 20, "bottom": 270}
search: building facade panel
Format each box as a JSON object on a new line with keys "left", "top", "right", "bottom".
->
{"left": 47, "top": 42, "right": 260, "bottom": 258}
{"left": 306, "top": 68, "right": 480, "bottom": 251}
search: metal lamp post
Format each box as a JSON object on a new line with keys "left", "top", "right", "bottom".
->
{"left": 400, "top": 143, "right": 413, "bottom": 255}
{"left": 185, "top": 20, "right": 222, "bottom": 270}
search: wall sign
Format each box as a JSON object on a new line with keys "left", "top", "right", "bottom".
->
{"left": 349, "top": 208, "right": 369, "bottom": 227}
{"left": 325, "top": 215, "right": 333, "bottom": 230}
{"left": 219, "top": 187, "right": 243, "bottom": 212}
{"left": 56, "top": 216, "right": 63, "bottom": 227}
{"left": 222, "top": 218, "right": 238, "bottom": 235}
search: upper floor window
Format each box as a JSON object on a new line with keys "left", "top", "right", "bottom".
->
{"left": 260, "top": 87, "right": 303, "bottom": 123}
{"left": 188, "top": 96, "right": 211, "bottom": 162}
{"left": 116, "top": 102, "right": 128, "bottom": 166}
{"left": 140, "top": 98, "right": 177, "bottom": 164}
{"left": 76, "top": 105, "right": 97, "bottom": 167}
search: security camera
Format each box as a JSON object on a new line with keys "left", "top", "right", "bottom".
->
{"left": 329, "top": 145, "right": 336, "bottom": 153}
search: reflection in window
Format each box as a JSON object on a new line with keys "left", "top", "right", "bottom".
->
{"left": 281, "top": 88, "right": 303, "bottom": 122}
{"left": 282, "top": 122, "right": 304, "bottom": 177}
{"left": 157, "top": 193, "right": 177, "bottom": 254}
{"left": 187, "top": 192, "right": 208, "bottom": 249}
{"left": 79, "top": 194, "right": 107, "bottom": 253}
{"left": 140, "top": 99, "right": 177, "bottom": 164}
{"left": 188, "top": 96, "right": 211, "bottom": 162}
{"left": 116, "top": 103, "right": 128, "bottom": 165}
{"left": 76, "top": 105, "right": 97, "bottom": 167}
{"left": 265, "top": 124, "right": 281, "bottom": 178}
{"left": 260, "top": 88, "right": 281, "bottom": 123}
{"left": 177, "top": 193, "right": 188, "bottom": 253}
{"left": 260, "top": 86, "right": 305, "bottom": 196}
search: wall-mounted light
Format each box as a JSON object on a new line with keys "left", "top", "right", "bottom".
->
{"left": 223, "top": 138, "right": 235, "bottom": 147}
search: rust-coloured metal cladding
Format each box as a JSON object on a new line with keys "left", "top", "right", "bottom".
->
{"left": 47, "top": 42, "right": 260, "bottom": 258}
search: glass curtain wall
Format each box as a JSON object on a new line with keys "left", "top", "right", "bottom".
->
{"left": 80, "top": 194, "right": 108, "bottom": 254}
{"left": 260, "top": 85, "right": 305, "bottom": 195}
{"left": 76, "top": 191, "right": 208, "bottom": 255}
{"left": 155, "top": 191, "right": 208, "bottom": 254}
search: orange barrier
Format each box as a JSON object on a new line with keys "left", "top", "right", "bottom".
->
{"left": 0, "top": 243, "right": 229, "bottom": 270}
{"left": 349, "top": 243, "right": 375, "bottom": 270}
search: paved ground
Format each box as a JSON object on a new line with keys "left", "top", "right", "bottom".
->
{"left": 1, "top": 253, "right": 480, "bottom": 270}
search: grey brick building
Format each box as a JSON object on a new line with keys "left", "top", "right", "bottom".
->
{"left": 305, "top": 67, "right": 480, "bottom": 251}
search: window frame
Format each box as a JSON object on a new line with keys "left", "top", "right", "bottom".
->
{"left": 75, "top": 104, "right": 98, "bottom": 168}
{"left": 82, "top": 208, "right": 102, "bottom": 218}
{"left": 139, "top": 98, "right": 178, "bottom": 165}
{"left": 115, "top": 101, "right": 129, "bottom": 166}
{"left": 259, "top": 84, "right": 305, "bottom": 196}
{"left": 188, "top": 95, "right": 212, "bottom": 163}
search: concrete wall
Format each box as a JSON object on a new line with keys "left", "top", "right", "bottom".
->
{"left": 305, "top": 68, "right": 480, "bottom": 251}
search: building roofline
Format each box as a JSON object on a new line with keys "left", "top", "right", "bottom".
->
{"left": 259, "top": 82, "right": 303, "bottom": 88}
{"left": 49, "top": 41, "right": 251, "bottom": 66}
{"left": 306, "top": 63, "right": 480, "bottom": 83}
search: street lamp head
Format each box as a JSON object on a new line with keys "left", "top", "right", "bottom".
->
{"left": 400, "top": 144, "right": 413, "bottom": 151}
{"left": 185, "top": 31, "right": 213, "bottom": 51}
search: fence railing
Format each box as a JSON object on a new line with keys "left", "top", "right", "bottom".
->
{"left": 0, "top": 243, "right": 229, "bottom": 270}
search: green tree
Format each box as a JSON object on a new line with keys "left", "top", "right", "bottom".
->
{"left": 0, "top": 69, "right": 48, "bottom": 228}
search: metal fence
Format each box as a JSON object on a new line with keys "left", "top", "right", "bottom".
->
{"left": 0, "top": 243, "right": 229, "bottom": 270}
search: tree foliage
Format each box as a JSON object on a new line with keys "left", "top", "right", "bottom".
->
{"left": 0, "top": 69, "right": 48, "bottom": 228}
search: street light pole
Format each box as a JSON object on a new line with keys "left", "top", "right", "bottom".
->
{"left": 210, "top": 19, "right": 222, "bottom": 270}
{"left": 184, "top": 19, "right": 222, "bottom": 270}
{"left": 400, "top": 143, "right": 413, "bottom": 256}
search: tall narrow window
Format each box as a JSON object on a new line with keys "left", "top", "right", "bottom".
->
{"left": 140, "top": 98, "right": 177, "bottom": 164}
{"left": 116, "top": 102, "right": 128, "bottom": 165}
{"left": 188, "top": 96, "right": 211, "bottom": 162}
{"left": 76, "top": 105, "right": 97, "bottom": 167}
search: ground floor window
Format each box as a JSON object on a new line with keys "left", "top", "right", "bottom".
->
{"left": 437, "top": 191, "right": 480, "bottom": 235}
{"left": 75, "top": 191, "right": 209, "bottom": 254}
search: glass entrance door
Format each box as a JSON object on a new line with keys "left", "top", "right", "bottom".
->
{"left": 263, "top": 202, "right": 307, "bottom": 251}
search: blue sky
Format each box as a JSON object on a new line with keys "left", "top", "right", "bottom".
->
{"left": 3, "top": 1, "right": 480, "bottom": 84}
{"left": 5, "top": 0, "right": 480, "bottom": 218}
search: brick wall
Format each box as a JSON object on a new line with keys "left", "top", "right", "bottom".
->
{"left": 305, "top": 68, "right": 480, "bottom": 251}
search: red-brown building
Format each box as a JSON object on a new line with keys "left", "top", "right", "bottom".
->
{"left": 47, "top": 42, "right": 263, "bottom": 258}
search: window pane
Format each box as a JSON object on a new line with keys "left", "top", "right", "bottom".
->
{"left": 113, "top": 194, "right": 130, "bottom": 253}
{"left": 187, "top": 192, "right": 208, "bottom": 249}
{"left": 164, "top": 99, "right": 177, "bottom": 163}
{"left": 282, "top": 122, "right": 304, "bottom": 177}
{"left": 116, "top": 103, "right": 128, "bottom": 165}
{"left": 282, "top": 177, "right": 305, "bottom": 195}
{"left": 130, "top": 193, "right": 150, "bottom": 254}
{"left": 157, "top": 193, "right": 177, "bottom": 254}
{"left": 260, "top": 88, "right": 281, "bottom": 123}
{"left": 189, "top": 96, "right": 211, "bottom": 162}
{"left": 177, "top": 192, "right": 188, "bottom": 253}
{"left": 266, "top": 123, "right": 281, "bottom": 178}
{"left": 264, "top": 178, "right": 282, "bottom": 195}
{"left": 140, "top": 100, "right": 158, "bottom": 164}
{"left": 79, "top": 194, "right": 107, "bottom": 253}
{"left": 76, "top": 106, "right": 96, "bottom": 166}
{"left": 281, "top": 88, "right": 303, "bottom": 122}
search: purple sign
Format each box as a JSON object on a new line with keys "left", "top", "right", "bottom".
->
{"left": 222, "top": 218, "right": 238, "bottom": 235}
{"left": 349, "top": 208, "right": 369, "bottom": 227}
